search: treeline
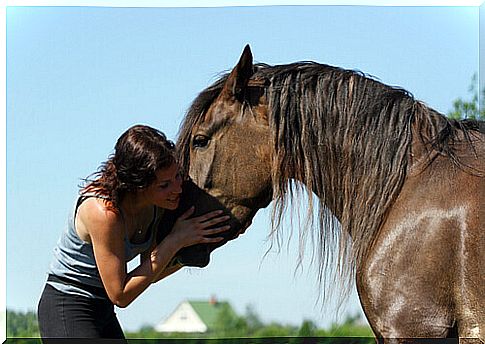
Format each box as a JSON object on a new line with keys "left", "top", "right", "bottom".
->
{"left": 6, "top": 308, "right": 373, "bottom": 342}
{"left": 126, "top": 305, "right": 373, "bottom": 340}
{"left": 7, "top": 310, "right": 40, "bottom": 338}
{"left": 447, "top": 73, "right": 485, "bottom": 120}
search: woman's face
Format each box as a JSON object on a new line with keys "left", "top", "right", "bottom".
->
{"left": 143, "top": 163, "right": 182, "bottom": 210}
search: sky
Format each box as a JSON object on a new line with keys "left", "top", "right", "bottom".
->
{"left": 4, "top": 1, "right": 481, "bottom": 335}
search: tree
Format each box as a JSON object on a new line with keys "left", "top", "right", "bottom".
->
{"left": 6, "top": 309, "right": 40, "bottom": 338}
{"left": 447, "top": 73, "right": 485, "bottom": 120}
{"left": 297, "top": 319, "right": 318, "bottom": 337}
{"left": 244, "top": 304, "right": 264, "bottom": 335}
{"left": 326, "top": 313, "right": 373, "bottom": 337}
{"left": 212, "top": 303, "right": 248, "bottom": 337}
{"left": 252, "top": 322, "right": 298, "bottom": 337}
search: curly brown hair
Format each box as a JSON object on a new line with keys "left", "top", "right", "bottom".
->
{"left": 82, "top": 125, "right": 176, "bottom": 211}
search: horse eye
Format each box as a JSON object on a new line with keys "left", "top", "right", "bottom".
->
{"left": 192, "top": 135, "right": 210, "bottom": 149}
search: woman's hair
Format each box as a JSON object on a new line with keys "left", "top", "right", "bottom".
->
{"left": 82, "top": 124, "right": 176, "bottom": 211}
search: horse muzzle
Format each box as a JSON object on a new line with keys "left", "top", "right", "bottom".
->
{"left": 157, "top": 180, "right": 253, "bottom": 268}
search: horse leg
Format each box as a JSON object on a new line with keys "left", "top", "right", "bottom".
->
{"left": 451, "top": 181, "right": 483, "bottom": 343}
{"left": 357, "top": 269, "right": 456, "bottom": 342}
{"left": 453, "top": 221, "right": 484, "bottom": 344}
{"left": 357, "top": 214, "right": 484, "bottom": 344}
{"left": 356, "top": 206, "right": 460, "bottom": 340}
{"left": 455, "top": 286, "right": 484, "bottom": 344}
{"left": 355, "top": 154, "right": 485, "bottom": 343}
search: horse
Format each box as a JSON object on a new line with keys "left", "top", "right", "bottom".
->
{"left": 160, "top": 45, "right": 484, "bottom": 343}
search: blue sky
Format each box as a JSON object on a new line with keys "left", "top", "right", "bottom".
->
{"left": 5, "top": 2, "right": 480, "bottom": 333}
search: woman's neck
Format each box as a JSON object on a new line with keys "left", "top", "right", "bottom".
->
{"left": 120, "top": 192, "right": 151, "bottom": 217}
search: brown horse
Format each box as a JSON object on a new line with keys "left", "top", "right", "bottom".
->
{"left": 164, "top": 45, "right": 484, "bottom": 343}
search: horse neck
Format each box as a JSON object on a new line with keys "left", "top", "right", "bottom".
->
{"left": 408, "top": 106, "right": 444, "bottom": 174}
{"left": 277, "top": 93, "right": 416, "bottom": 238}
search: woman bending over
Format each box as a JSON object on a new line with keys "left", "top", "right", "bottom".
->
{"left": 37, "top": 124, "right": 229, "bottom": 339}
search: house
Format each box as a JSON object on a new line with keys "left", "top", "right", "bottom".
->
{"left": 155, "top": 297, "right": 236, "bottom": 333}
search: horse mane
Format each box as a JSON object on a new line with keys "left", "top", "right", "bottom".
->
{"left": 177, "top": 62, "right": 482, "bottom": 304}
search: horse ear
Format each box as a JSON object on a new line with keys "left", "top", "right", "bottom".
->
{"left": 222, "top": 44, "right": 254, "bottom": 99}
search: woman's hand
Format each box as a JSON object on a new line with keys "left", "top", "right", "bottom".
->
{"left": 148, "top": 207, "right": 230, "bottom": 275}
{"left": 168, "top": 207, "right": 231, "bottom": 249}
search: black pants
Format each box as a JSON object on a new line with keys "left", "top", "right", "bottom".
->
{"left": 38, "top": 283, "right": 126, "bottom": 342}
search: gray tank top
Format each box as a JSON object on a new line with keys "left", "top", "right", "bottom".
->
{"left": 47, "top": 195, "right": 158, "bottom": 299}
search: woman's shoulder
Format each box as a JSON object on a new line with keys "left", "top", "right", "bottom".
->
{"left": 76, "top": 197, "right": 122, "bottom": 236}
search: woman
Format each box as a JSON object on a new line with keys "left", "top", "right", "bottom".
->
{"left": 37, "top": 124, "right": 229, "bottom": 339}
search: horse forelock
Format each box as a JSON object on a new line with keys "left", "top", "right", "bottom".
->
{"left": 176, "top": 75, "right": 228, "bottom": 176}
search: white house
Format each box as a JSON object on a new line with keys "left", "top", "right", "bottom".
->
{"left": 155, "top": 297, "right": 236, "bottom": 333}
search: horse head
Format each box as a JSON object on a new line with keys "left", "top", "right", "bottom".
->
{"left": 187, "top": 45, "right": 273, "bottom": 231}
{"left": 159, "top": 45, "right": 273, "bottom": 267}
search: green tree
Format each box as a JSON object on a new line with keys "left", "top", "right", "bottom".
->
{"left": 448, "top": 73, "right": 485, "bottom": 120}
{"left": 6, "top": 309, "right": 40, "bottom": 338}
{"left": 244, "top": 304, "right": 264, "bottom": 335}
{"left": 326, "top": 313, "right": 373, "bottom": 337}
{"left": 252, "top": 322, "right": 298, "bottom": 337}
{"left": 211, "top": 303, "right": 248, "bottom": 337}
{"left": 297, "top": 319, "right": 318, "bottom": 337}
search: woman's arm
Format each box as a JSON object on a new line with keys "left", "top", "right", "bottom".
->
{"left": 150, "top": 260, "right": 183, "bottom": 283}
{"left": 140, "top": 241, "right": 183, "bottom": 283}
{"left": 79, "top": 200, "right": 229, "bottom": 308}
{"left": 81, "top": 199, "right": 178, "bottom": 308}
